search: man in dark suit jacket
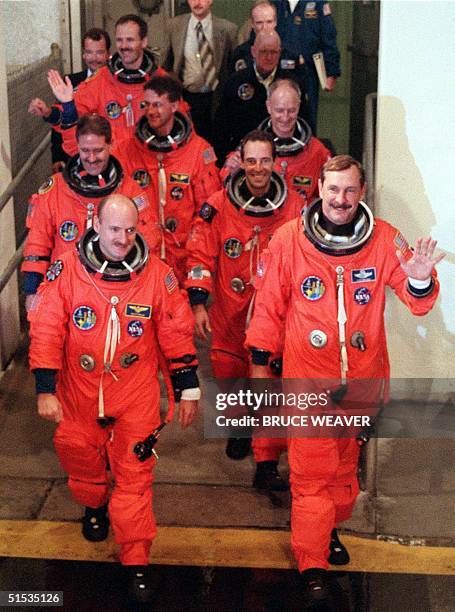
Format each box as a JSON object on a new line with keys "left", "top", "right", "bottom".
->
{"left": 161, "top": 0, "right": 237, "bottom": 144}
{"left": 215, "top": 30, "right": 310, "bottom": 164}
{"left": 50, "top": 29, "right": 111, "bottom": 172}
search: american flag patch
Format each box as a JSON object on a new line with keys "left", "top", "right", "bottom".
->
{"left": 202, "top": 147, "right": 217, "bottom": 165}
{"left": 165, "top": 270, "right": 178, "bottom": 294}
{"left": 133, "top": 195, "right": 147, "bottom": 210}
{"left": 394, "top": 231, "right": 409, "bottom": 254}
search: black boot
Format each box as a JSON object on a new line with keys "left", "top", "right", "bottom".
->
{"left": 253, "top": 461, "right": 289, "bottom": 491}
{"left": 81, "top": 504, "right": 109, "bottom": 542}
{"left": 225, "top": 436, "right": 251, "bottom": 460}
{"left": 328, "top": 528, "right": 350, "bottom": 565}
{"left": 300, "top": 568, "right": 332, "bottom": 605}
{"left": 126, "top": 565, "right": 155, "bottom": 604}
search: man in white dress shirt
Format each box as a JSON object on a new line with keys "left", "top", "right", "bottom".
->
{"left": 162, "top": 0, "right": 237, "bottom": 144}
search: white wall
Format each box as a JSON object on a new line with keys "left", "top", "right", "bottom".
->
{"left": 0, "top": 0, "right": 61, "bottom": 67}
{"left": 375, "top": 1, "right": 455, "bottom": 382}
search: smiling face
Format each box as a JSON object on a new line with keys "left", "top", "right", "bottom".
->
{"left": 115, "top": 21, "right": 147, "bottom": 70}
{"left": 319, "top": 165, "right": 366, "bottom": 225}
{"left": 267, "top": 85, "right": 299, "bottom": 138}
{"left": 94, "top": 197, "right": 138, "bottom": 262}
{"left": 77, "top": 133, "right": 110, "bottom": 176}
{"left": 241, "top": 139, "right": 274, "bottom": 197}
{"left": 82, "top": 37, "right": 109, "bottom": 73}
{"left": 143, "top": 89, "right": 178, "bottom": 136}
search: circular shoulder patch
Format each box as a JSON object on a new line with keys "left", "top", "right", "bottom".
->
{"left": 354, "top": 287, "right": 371, "bottom": 305}
{"left": 73, "top": 305, "right": 97, "bottom": 330}
{"left": 59, "top": 220, "right": 79, "bottom": 242}
{"left": 237, "top": 83, "right": 255, "bottom": 101}
{"left": 127, "top": 320, "right": 144, "bottom": 337}
{"left": 301, "top": 276, "right": 325, "bottom": 301}
{"left": 133, "top": 169, "right": 150, "bottom": 188}
{"left": 224, "top": 237, "right": 243, "bottom": 259}
{"left": 106, "top": 101, "right": 122, "bottom": 119}
{"left": 46, "top": 260, "right": 63, "bottom": 282}
{"left": 171, "top": 186, "right": 184, "bottom": 201}
{"left": 38, "top": 177, "right": 54, "bottom": 194}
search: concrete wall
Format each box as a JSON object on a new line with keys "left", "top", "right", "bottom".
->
{"left": 376, "top": 1, "right": 454, "bottom": 384}
{"left": 0, "top": 0, "right": 61, "bottom": 68}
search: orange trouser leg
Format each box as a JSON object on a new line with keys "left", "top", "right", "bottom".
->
{"left": 108, "top": 409, "right": 159, "bottom": 566}
{"left": 288, "top": 437, "right": 359, "bottom": 571}
{"left": 54, "top": 420, "right": 110, "bottom": 509}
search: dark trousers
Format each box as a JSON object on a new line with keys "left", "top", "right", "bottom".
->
{"left": 183, "top": 90, "right": 214, "bottom": 145}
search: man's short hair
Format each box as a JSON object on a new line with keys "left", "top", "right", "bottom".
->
{"left": 267, "top": 78, "right": 301, "bottom": 102}
{"left": 83, "top": 28, "right": 111, "bottom": 52}
{"left": 115, "top": 14, "right": 148, "bottom": 39}
{"left": 76, "top": 113, "right": 112, "bottom": 144}
{"left": 240, "top": 129, "right": 276, "bottom": 160}
{"left": 320, "top": 155, "right": 366, "bottom": 187}
{"left": 251, "top": 0, "right": 277, "bottom": 20}
{"left": 97, "top": 195, "right": 138, "bottom": 222}
{"left": 144, "top": 75, "right": 183, "bottom": 102}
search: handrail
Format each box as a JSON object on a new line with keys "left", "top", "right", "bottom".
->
{"left": 0, "top": 132, "right": 51, "bottom": 215}
{"left": 362, "top": 92, "right": 377, "bottom": 211}
{"left": 0, "top": 131, "right": 51, "bottom": 295}
{"left": 0, "top": 240, "right": 25, "bottom": 295}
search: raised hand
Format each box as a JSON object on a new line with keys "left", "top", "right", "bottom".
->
{"left": 47, "top": 69, "right": 74, "bottom": 103}
{"left": 396, "top": 237, "right": 445, "bottom": 280}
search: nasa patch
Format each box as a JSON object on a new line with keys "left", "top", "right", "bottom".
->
{"left": 171, "top": 186, "right": 184, "bottom": 200}
{"left": 73, "top": 305, "right": 97, "bottom": 330}
{"left": 59, "top": 220, "right": 78, "bottom": 242}
{"left": 133, "top": 169, "right": 150, "bottom": 188}
{"left": 238, "top": 83, "right": 255, "bottom": 101}
{"left": 46, "top": 260, "right": 63, "bottom": 282}
{"left": 354, "top": 287, "right": 371, "bottom": 305}
{"left": 106, "top": 101, "right": 122, "bottom": 119}
{"left": 301, "top": 276, "right": 325, "bottom": 301}
{"left": 224, "top": 237, "right": 243, "bottom": 259}
{"left": 235, "top": 58, "right": 247, "bottom": 71}
{"left": 127, "top": 320, "right": 144, "bottom": 337}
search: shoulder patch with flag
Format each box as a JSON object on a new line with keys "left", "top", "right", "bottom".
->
{"left": 133, "top": 194, "right": 148, "bottom": 210}
{"left": 394, "top": 231, "right": 409, "bottom": 254}
{"left": 164, "top": 270, "right": 178, "bottom": 294}
{"left": 202, "top": 147, "right": 217, "bottom": 165}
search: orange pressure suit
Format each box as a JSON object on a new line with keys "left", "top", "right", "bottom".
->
{"left": 245, "top": 201, "right": 440, "bottom": 571}
{"left": 21, "top": 155, "right": 158, "bottom": 289}
{"left": 185, "top": 170, "right": 302, "bottom": 461}
{"left": 114, "top": 113, "right": 220, "bottom": 282}
{"left": 28, "top": 231, "right": 197, "bottom": 566}
{"left": 50, "top": 51, "right": 168, "bottom": 149}
{"left": 221, "top": 117, "right": 331, "bottom": 205}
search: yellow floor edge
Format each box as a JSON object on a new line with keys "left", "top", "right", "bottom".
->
{"left": 0, "top": 521, "right": 454, "bottom": 575}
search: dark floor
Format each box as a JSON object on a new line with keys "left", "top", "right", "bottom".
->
{"left": 0, "top": 557, "right": 454, "bottom": 612}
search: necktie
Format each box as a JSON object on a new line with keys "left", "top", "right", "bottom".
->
{"left": 196, "top": 21, "right": 218, "bottom": 92}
